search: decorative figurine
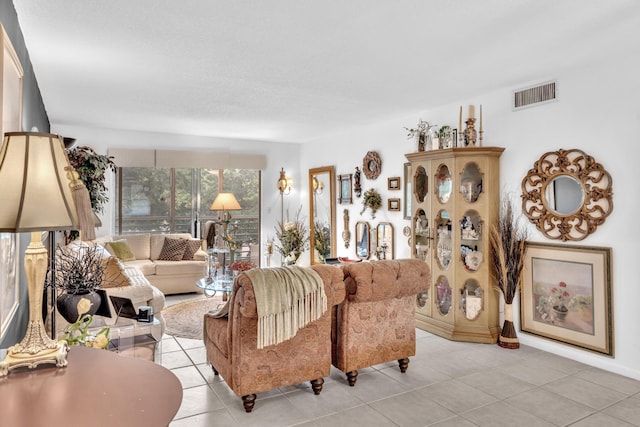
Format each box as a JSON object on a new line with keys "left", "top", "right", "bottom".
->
{"left": 464, "top": 118, "right": 477, "bottom": 146}
{"left": 353, "top": 166, "right": 362, "bottom": 198}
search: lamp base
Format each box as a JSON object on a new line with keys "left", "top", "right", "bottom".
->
{"left": 0, "top": 340, "right": 68, "bottom": 376}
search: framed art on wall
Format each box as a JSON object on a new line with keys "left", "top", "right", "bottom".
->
{"left": 388, "top": 198, "right": 400, "bottom": 212}
{"left": 337, "top": 174, "right": 352, "bottom": 204}
{"left": 387, "top": 177, "right": 400, "bottom": 190}
{"left": 520, "top": 242, "right": 613, "bottom": 356}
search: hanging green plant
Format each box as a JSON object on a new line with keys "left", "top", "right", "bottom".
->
{"left": 66, "top": 146, "right": 117, "bottom": 214}
{"left": 361, "top": 188, "right": 382, "bottom": 219}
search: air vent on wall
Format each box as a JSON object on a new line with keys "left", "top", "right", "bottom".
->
{"left": 513, "top": 80, "right": 557, "bottom": 110}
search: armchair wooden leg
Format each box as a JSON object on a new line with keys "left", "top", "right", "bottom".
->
{"left": 242, "top": 394, "right": 257, "bottom": 413}
{"left": 310, "top": 378, "right": 324, "bottom": 395}
{"left": 346, "top": 370, "right": 358, "bottom": 386}
{"left": 398, "top": 358, "right": 409, "bottom": 373}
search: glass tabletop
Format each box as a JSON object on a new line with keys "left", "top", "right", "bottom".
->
{"left": 196, "top": 276, "right": 233, "bottom": 298}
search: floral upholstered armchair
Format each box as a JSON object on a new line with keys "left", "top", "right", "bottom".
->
{"left": 203, "top": 264, "right": 345, "bottom": 412}
{"left": 334, "top": 259, "right": 431, "bottom": 386}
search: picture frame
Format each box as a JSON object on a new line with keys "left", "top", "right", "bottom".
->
{"left": 337, "top": 173, "right": 352, "bottom": 204}
{"left": 520, "top": 242, "right": 613, "bottom": 356}
{"left": 403, "top": 162, "right": 412, "bottom": 220}
{"left": 387, "top": 176, "right": 400, "bottom": 191}
{"left": 388, "top": 198, "right": 400, "bottom": 211}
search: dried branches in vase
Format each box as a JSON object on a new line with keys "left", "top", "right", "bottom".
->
{"left": 489, "top": 197, "right": 528, "bottom": 349}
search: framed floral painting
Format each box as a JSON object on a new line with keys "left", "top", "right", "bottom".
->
{"left": 520, "top": 242, "right": 613, "bottom": 356}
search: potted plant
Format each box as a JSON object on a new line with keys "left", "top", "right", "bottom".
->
{"left": 275, "top": 207, "right": 310, "bottom": 266}
{"left": 53, "top": 244, "right": 106, "bottom": 323}
{"left": 361, "top": 188, "right": 382, "bottom": 219}
{"left": 65, "top": 146, "right": 116, "bottom": 241}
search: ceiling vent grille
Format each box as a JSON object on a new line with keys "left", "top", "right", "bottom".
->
{"left": 513, "top": 80, "right": 557, "bottom": 110}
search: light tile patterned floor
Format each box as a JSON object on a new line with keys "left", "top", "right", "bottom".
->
{"left": 163, "top": 294, "right": 640, "bottom": 427}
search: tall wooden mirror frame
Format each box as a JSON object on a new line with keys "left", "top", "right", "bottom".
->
{"left": 521, "top": 148, "right": 613, "bottom": 241}
{"left": 309, "top": 166, "right": 337, "bottom": 264}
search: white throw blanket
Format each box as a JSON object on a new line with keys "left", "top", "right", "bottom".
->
{"left": 246, "top": 266, "right": 327, "bottom": 349}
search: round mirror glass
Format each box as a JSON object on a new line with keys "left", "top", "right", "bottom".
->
{"left": 436, "top": 165, "right": 452, "bottom": 203}
{"left": 414, "top": 166, "right": 428, "bottom": 203}
{"left": 435, "top": 275, "right": 452, "bottom": 315}
{"left": 355, "top": 221, "right": 370, "bottom": 259}
{"left": 545, "top": 174, "right": 584, "bottom": 215}
{"left": 460, "top": 162, "right": 482, "bottom": 203}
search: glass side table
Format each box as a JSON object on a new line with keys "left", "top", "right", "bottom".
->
{"left": 58, "top": 316, "right": 162, "bottom": 363}
{"left": 196, "top": 276, "right": 234, "bottom": 300}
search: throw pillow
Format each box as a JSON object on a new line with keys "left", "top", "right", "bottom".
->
{"left": 158, "top": 237, "right": 188, "bottom": 261}
{"left": 101, "top": 257, "right": 130, "bottom": 288}
{"left": 182, "top": 239, "right": 203, "bottom": 260}
{"left": 106, "top": 239, "right": 135, "bottom": 262}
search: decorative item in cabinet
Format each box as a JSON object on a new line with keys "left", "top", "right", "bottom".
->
{"left": 406, "top": 147, "right": 504, "bottom": 344}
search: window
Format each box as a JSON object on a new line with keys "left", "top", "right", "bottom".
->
{"left": 116, "top": 167, "right": 260, "bottom": 247}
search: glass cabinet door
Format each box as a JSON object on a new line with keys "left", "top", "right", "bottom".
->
{"left": 460, "top": 162, "right": 483, "bottom": 203}
{"left": 436, "top": 164, "right": 452, "bottom": 203}
{"left": 460, "top": 278, "right": 483, "bottom": 320}
{"left": 435, "top": 210, "right": 452, "bottom": 269}
{"left": 414, "top": 166, "right": 428, "bottom": 203}
{"left": 413, "top": 208, "right": 429, "bottom": 261}
{"left": 435, "top": 275, "right": 452, "bottom": 315}
{"left": 460, "top": 210, "right": 483, "bottom": 271}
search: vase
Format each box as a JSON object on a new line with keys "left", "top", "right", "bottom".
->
{"left": 498, "top": 303, "right": 519, "bottom": 349}
{"left": 57, "top": 290, "right": 101, "bottom": 323}
{"left": 553, "top": 305, "right": 568, "bottom": 322}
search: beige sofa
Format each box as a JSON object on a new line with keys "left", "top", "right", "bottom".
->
{"left": 97, "top": 233, "right": 207, "bottom": 295}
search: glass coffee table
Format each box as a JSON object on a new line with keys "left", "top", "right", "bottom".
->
{"left": 59, "top": 316, "right": 162, "bottom": 363}
{"left": 196, "top": 276, "right": 234, "bottom": 300}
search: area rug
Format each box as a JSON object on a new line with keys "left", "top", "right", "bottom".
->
{"left": 163, "top": 295, "right": 225, "bottom": 339}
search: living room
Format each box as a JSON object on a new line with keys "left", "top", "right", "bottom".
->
{"left": 1, "top": 1, "right": 639, "bottom": 425}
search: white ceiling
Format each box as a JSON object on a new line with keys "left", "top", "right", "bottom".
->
{"left": 12, "top": 0, "right": 639, "bottom": 143}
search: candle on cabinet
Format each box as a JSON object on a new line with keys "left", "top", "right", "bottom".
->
{"left": 458, "top": 105, "right": 462, "bottom": 133}
{"left": 479, "top": 104, "right": 483, "bottom": 131}
{"left": 468, "top": 104, "right": 475, "bottom": 119}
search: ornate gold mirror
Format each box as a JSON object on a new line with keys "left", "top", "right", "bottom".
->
{"left": 521, "top": 148, "right": 613, "bottom": 241}
{"left": 355, "top": 221, "right": 370, "bottom": 259}
{"left": 309, "top": 166, "right": 336, "bottom": 264}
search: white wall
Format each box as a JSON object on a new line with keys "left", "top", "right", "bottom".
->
{"left": 301, "top": 53, "right": 639, "bottom": 379}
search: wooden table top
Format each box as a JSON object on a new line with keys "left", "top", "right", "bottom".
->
{"left": 0, "top": 346, "right": 182, "bottom": 427}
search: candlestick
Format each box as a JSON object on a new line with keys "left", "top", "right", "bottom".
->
{"left": 458, "top": 106, "right": 462, "bottom": 143}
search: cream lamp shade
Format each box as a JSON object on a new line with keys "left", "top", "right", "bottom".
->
{"left": 210, "top": 192, "right": 241, "bottom": 212}
{"left": 0, "top": 132, "right": 87, "bottom": 376}
{"left": 0, "top": 132, "right": 79, "bottom": 232}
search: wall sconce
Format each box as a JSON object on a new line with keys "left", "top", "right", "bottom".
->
{"left": 277, "top": 168, "right": 291, "bottom": 195}
{"left": 312, "top": 175, "right": 324, "bottom": 195}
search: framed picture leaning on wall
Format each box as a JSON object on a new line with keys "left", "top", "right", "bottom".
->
{"left": 520, "top": 242, "right": 613, "bottom": 356}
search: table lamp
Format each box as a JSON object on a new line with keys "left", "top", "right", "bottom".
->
{"left": 0, "top": 132, "right": 94, "bottom": 376}
{"left": 209, "top": 192, "right": 242, "bottom": 265}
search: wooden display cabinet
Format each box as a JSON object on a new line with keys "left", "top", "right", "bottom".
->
{"left": 406, "top": 147, "right": 504, "bottom": 343}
